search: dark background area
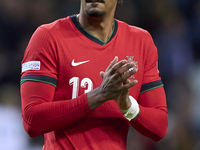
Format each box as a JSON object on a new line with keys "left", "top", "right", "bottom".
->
{"left": 0, "top": 0, "right": 200, "bottom": 149}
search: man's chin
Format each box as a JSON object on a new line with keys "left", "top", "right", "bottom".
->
{"left": 86, "top": 9, "right": 106, "bottom": 17}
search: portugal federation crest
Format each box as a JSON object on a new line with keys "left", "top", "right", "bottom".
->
{"left": 126, "top": 56, "right": 138, "bottom": 79}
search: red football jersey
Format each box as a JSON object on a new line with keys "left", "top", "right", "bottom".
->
{"left": 21, "top": 15, "right": 164, "bottom": 150}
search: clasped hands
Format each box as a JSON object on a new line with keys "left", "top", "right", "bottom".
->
{"left": 99, "top": 56, "right": 138, "bottom": 110}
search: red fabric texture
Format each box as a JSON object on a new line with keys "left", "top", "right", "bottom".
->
{"left": 21, "top": 81, "right": 92, "bottom": 138}
{"left": 20, "top": 16, "right": 168, "bottom": 149}
{"left": 132, "top": 87, "right": 168, "bottom": 141}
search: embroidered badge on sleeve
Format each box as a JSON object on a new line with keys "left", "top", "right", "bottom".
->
{"left": 22, "top": 61, "right": 41, "bottom": 72}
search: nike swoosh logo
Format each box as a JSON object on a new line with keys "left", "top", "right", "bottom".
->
{"left": 71, "top": 59, "right": 90, "bottom": 66}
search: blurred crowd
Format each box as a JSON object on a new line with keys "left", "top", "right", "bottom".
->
{"left": 0, "top": 0, "right": 199, "bottom": 150}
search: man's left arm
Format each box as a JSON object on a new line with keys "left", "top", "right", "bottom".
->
{"left": 128, "top": 31, "right": 168, "bottom": 141}
{"left": 131, "top": 86, "right": 168, "bottom": 141}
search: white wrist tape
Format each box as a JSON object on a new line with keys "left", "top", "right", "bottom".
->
{"left": 120, "top": 96, "right": 140, "bottom": 121}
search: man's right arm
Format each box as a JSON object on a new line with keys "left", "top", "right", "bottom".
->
{"left": 21, "top": 81, "right": 92, "bottom": 138}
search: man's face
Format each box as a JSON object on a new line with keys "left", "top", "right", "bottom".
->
{"left": 80, "top": 0, "right": 118, "bottom": 17}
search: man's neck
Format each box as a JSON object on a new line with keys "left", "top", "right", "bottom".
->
{"left": 77, "top": 14, "right": 114, "bottom": 43}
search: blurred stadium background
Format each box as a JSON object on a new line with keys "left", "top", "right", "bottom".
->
{"left": 0, "top": 0, "right": 200, "bottom": 149}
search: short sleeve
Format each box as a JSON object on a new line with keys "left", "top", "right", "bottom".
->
{"left": 20, "top": 26, "right": 58, "bottom": 87}
{"left": 140, "top": 33, "right": 163, "bottom": 94}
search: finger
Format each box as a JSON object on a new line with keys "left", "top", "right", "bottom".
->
{"left": 123, "top": 79, "right": 130, "bottom": 85}
{"left": 100, "top": 71, "right": 105, "bottom": 79}
{"left": 113, "top": 67, "right": 137, "bottom": 85}
{"left": 110, "top": 59, "right": 127, "bottom": 75}
{"left": 123, "top": 80, "right": 138, "bottom": 89}
{"left": 113, "top": 62, "right": 137, "bottom": 81}
{"left": 116, "top": 62, "right": 136, "bottom": 77}
{"left": 120, "top": 67, "right": 138, "bottom": 81}
{"left": 105, "top": 56, "right": 118, "bottom": 72}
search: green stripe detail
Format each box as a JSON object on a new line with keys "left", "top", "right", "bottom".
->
{"left": 105, "top": 22, "right": 115, "bottom": 45}
{"left": 77, "top": 17, "right": 115, "bottom": 45}
{"left": 140, "top": 84, "right": 164, "bottom": 94}
{"left": 20, "top": 79, "right": 57, "bottom": 87}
